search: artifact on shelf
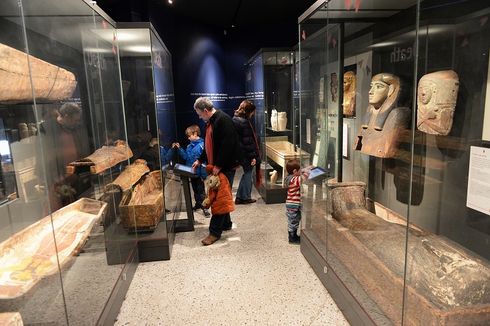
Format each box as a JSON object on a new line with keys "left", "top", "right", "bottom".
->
{"left": 104, "top": 159, "right": 149, "bottom": 193}
{"left": 269, "top": 170, "right": 278, "bottom": 184}
{"left": 0, "top": 43, "right": 77, "bottom": 103}
{"left": 67, "top": 140, "right": 133, "bottom": 174}
{"left": 327, "top": 181, "right": 490, "bottom": 325}
{"left": 342, "top": 71, "right": 356, "bottom": 117}
{"left": 18, "top": 123, "right": 29, "bottom": 139}
{"left": 270, "top": 109, "right": 278, "bottom": 131}
{"left": 0, "top": 198, "right": 107, "bottom": 299}
{"left": 119, "top": 170, "right": 164, "bottom": 231}
{"left": 277, "top": 112, "right": 287, "bottom": 131}
{"left": 417, "top": 70, "right": 459, "bottom": 136}
{"left": 354, "top": 73, "right": 410, "bottom": 158}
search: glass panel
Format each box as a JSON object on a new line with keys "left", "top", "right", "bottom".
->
{"left": 405, "top": 1, "right": 490, "bottom": 325}
{"left": 17, "top": 0, "right": 132, "bottom": 324}
{"left": 299, "top": 10, "right": 331, "bottom": 260}
{"left": 0, "top": 0, "right": 68, "bottom": 324}
{"left": 300, "top": 0, "right": 420, "bottom": 324}
{"left": 246, "top": 49, "right": 298, "bottom": 204}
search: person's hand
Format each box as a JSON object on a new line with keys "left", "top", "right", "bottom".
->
{"left": 174, "top": 142, "right": 180, "bottom": 148}
{"left": 212, "top": 165, "right": 221, "bottom": 175}
{"left": 192, "top": 160, "right": 200, "bottom": 169}
{"left": 251, "top": 158, "right": 256, "bottom": 166}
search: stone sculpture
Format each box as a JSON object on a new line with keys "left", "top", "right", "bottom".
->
{"left": 277, "top": 112, "right": 287, "bottom": 131}
{"left": 354, "top": 73, "right": 410, "bottom": 158}
{"left": 326, "top": 181, "right": 490, "bottom": 325}
{"left": 343, "top": 71, "right": 356, "bottom": 117}
{"left": 270, "top": 109, "right": 278, "bottom": 130}
{"left": 417, "top": 70, "right": 459, "bottom": 136}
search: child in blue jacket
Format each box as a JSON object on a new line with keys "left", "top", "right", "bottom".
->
{"left": 173, "top": 125, "right": 209, "bottom": 216}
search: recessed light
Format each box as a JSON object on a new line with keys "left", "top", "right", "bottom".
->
{"left": 168, "top": 0, "right": 173, "bottom": 4}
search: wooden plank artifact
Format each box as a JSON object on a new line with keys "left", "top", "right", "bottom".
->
{"left": 327, "top": 181, "right": 490, "bottom": 325}
{"left": 119, "top": 171, "right": 164, "bottom": 231}
{"left": 67, "top": 140, "right": 133, "bottom": 175}
{"left": 104, "top": 159, "right": 149, "bottom": 193}
{"left": 0, "top": 312, "right": 23, "bottom": 326}
{"left": 0, "top": 198, "right": 107, "bottom": 299}
{"left": 0, "top": 43, "right": 77, "bottom": 103}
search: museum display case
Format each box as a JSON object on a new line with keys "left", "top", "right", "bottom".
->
{"left": 298, "top": 0, "right": 490, "bottom": 325}
{"left": 246, "top": 48, "right": 308, "bottom": 203}
{"left": 115, "top": 22, "right": 180, "bottom": 263}
{"left": 0, "top": 0, "right": 143, "bottom": 324}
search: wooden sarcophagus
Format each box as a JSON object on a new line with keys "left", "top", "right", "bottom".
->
{"left": 118, "top": 170, "right": 164, "bottom": 231}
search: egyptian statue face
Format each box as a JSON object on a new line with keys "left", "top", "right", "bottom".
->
{"left": 417, "top": 70, "right": 459, "bottom": 136}
{"left": 369, "top": 80, "right": 390, "bottom": 108}
{"left": 344, "top": 73, "right": 353, "bottom": 92}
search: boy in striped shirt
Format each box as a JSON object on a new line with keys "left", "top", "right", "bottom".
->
{"left": 284, "top": 159, "right": 303, "bottom": 244}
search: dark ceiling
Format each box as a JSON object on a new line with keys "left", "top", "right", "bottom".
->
{"left": 97, "top": 0, "right": 318, "bottom": 29}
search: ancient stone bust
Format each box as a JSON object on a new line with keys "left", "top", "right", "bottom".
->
{"left": 343, "top": 71, "right": 356, "bottom": 117}
{"left": 417, "top": 70, "right": 459, "bottom": 136}
{"left": 355, "top": 73, "right": 410, "bottom": 158}
{"left": 362, "top": 73, "right": 400, "bottom": 131}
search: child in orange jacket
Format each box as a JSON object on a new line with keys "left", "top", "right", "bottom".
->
{"left": 201, "top": 165, "right": 235, "bottom": 245}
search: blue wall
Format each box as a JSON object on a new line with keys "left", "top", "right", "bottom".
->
{"left": 103, "top": 1, "right": 298, "bottom": 144}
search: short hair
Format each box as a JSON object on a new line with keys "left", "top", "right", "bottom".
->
{"left": 235, "top": 100, "right": 256, "bottom": 118}
{"left": 185, "top": 124, "right": 201, "bottom": 137}
{"left": 59, "top": 102, "right": 81, "bottom": 117}
{"left": 194, "top": 97, "right": 214, "bottom": 111}
{"left": 286, "top": 159, "right": 301, "bottom": 174}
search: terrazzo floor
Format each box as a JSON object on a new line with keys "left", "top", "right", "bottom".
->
{"left": 115, "top": 172, "right": 349, "bottom": 326}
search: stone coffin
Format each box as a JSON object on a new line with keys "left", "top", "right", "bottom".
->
{"left": 327, "top": 182, "right": 490, "bottom": 325}
{"left": 0, "top": 43, "right": 77, "bottom": 103}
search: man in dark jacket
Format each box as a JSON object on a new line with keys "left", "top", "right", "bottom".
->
{"left": 192, "top": 97, "right": 241, "bottom": 245}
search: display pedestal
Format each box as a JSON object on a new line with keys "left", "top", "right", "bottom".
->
{"left": 137, "top": 220, "right": 170, "bottom": 262}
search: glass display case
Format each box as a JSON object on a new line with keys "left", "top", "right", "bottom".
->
{"left": 115, "top": 22, "right": 180, "bottom": 263}
{"left": 246, "top": 48, "right": 307, "bottom": 203}
{"left": 0, "top": 1, "right": 146, "bottom": 324}
{"left": 299, "top": 0, "right": 490, "bottom": 325}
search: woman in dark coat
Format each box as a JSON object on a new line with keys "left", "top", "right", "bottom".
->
{"left": 232, "top": 100, "right": 260, "bottom": 204}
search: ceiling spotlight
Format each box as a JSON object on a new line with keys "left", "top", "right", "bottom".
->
{"left": 168, "top": 0, "right": 173, "bottom": 4}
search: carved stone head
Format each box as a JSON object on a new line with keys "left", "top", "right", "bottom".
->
{"left": 362, "top": 73, "right": 400, "bottom": 131}
{"left": 417, "top": 70, "right": 459, "bottom": 136}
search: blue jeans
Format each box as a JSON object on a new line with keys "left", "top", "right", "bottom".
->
{"left": 236, "top": 167, "right": 253, "bottom": 200}
{"left": 286, "top": 207, "right": 301, "bottom": 232}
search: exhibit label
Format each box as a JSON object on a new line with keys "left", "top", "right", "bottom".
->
{"left": 467, "top": 146, "right": 490, "bottom": 215}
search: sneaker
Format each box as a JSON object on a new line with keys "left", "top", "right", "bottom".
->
{"left": 201, "top": 234, "right": 219, "bottom": 246}
{"left": 288, "top": 231, "right": 300, "bottom": 244}
{"left": 202, "top": 208, "right": 211, "bottom": 217}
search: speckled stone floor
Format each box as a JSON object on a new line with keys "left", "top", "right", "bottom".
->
{"left": 115, "top": 172, "right": 349, "bottom": 326}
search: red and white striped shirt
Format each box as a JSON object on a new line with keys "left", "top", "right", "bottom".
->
{"left": 286, "top": 175, "right": 301, "bottom": 208}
